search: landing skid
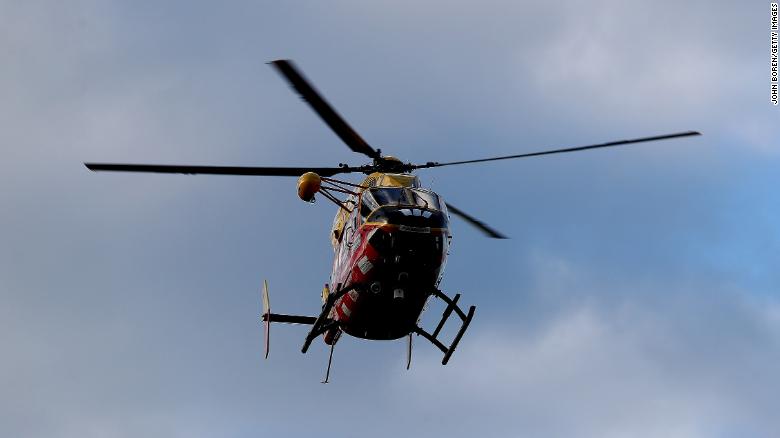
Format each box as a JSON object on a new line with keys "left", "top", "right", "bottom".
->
{"left": 301, "top": 282, "right": 362, "bottom": 354}
{"left": 413, "top": 290, "right": 476, "bottom": 365}
{"left": 261, "top": 282, "right": 475, "bottom": 380}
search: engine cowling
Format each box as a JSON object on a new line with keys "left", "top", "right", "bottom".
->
{"left": 297, "top": 172, "right": 321, "bottom": 202}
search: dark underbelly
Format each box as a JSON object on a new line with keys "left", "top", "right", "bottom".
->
{"left": 341, "top": 284, "right": 432, "bottom": 340}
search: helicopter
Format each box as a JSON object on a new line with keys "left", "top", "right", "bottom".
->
{"left": 85, "top": 59, "right": 701, "bottom": 382}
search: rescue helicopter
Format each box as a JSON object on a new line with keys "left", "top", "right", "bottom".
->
{"left": 85, "top": 60, "right": 700, "bottom": 382}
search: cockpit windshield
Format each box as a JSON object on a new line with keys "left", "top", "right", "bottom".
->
{"left": 364, "top": 187, "right": 442, "bottom": 211}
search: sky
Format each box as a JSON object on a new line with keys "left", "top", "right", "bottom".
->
{"left": 1, "top": 0, "right": 779, "bottom": 437}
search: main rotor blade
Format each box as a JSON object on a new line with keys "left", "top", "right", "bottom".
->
{"left": 413, "top": 131, "right": 701, "bottom": 170}
{"left": 84, "top": 163, "right": 358, "bottom": 177}
{"left": 445, "top": 202, "right": 507, "bottom": 239}
{"left": 270, "top": 60, "right": 381, "bottom": 160}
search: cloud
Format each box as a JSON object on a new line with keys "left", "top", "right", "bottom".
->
{"left": 400, "top": 274, "right": 780, "bottom": 438}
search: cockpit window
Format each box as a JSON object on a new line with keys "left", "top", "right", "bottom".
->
{"left": 360, "top": 190, "right": 379, "bottom": 220}
{"left": 368, "top": 187, "right": 442, "bottom": 211}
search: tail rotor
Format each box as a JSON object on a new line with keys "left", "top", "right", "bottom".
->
{"left": 261, "top": 280, "right": 271, "bottom": 359}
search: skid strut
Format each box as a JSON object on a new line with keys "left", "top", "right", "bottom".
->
{"left": 301, "top": 283, "right": 362, "bottom": 354}
{"left": 321, "top": 329, "right": 341, "bottom": 384}
{"left": 406, "top": 333, "right": 413, "bottom": 370}
{"left": 414, "top": 290, "right": 476, "bottom": 365}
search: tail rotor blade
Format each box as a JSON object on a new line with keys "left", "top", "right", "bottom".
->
{"left": 262, "top": 280, "right": 271, "bottom": 359}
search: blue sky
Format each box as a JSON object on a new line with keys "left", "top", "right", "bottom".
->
{"left": 2, "top": 1, "right": 779, "bottom": 437}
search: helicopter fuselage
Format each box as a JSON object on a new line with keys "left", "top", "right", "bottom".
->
{"left": 322, "top": 173, "right": 451, "bottom": 343}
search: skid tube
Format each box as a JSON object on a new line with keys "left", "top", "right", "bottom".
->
{"left": 413, "top": 289, "right": 476, "bottom": 365}
{"left": 301, "top": 282, "right": 363, "bottom": 354}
